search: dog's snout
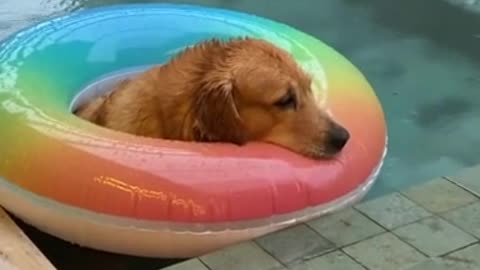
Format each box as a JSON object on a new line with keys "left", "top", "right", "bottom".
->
{"left": 326, "top": 123, "right": 350, "bottom": 152}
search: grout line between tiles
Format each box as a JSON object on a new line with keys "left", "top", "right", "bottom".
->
{"left": 353, "top": 193, "right": 436, "bottom": 231}
{"left": 434, "top": 212, "right": 480, "bottom": 241}
{"left": 197, "top": 258, "right": 212, "bottom": 270}
{"left": 388, "top": 230, "right": 431, "bottom": 258}
{"left": 442, "top": 176, "right": 480, "bottom": 198}
{"left": 352, "top": 199, "right": 433, "bottom": 258}
{"left": 440, "top": 241, "right": 480, "bottom": 257}
{"left": 250, "top": 240, "right": 290, "bottom": 270}
{"left": 340, "top": 249, "right": 370, "bottom": 270}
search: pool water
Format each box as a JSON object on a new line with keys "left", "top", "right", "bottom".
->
{"left": 1, "top": 0, "right": 480, "bottom": 269}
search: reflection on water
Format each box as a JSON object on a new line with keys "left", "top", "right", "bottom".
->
{"left": 445, "top": 0, "right": 480, "bottom": 13}
{"left": 0, "top": 0, "right": 80, "bottom": 39}
{"left": 1, "top": 0, "right": 480, "bottom": 269}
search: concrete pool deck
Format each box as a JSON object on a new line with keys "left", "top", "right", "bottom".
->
{"left": 163, "top": 164, "right": 480, "bottom": 270}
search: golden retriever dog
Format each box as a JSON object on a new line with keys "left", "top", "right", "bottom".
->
{"left": 74, "top": 37, "right": 350, "bottom": 159}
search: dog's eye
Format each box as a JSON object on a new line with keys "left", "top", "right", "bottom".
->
{"left": 274, "top": 89, "right": 297, "bottom": 110}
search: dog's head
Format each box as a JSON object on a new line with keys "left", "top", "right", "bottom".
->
{"left": 192, "top": 38, "right": 349, "bottom": 159}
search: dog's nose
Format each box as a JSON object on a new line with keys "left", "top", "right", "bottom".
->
{"left": 327, "top": 124, "right": 350, "bottom": 152}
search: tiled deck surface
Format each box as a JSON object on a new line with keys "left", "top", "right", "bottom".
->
{"left": 162, "top": 165, "right": 480, "bottom": 270}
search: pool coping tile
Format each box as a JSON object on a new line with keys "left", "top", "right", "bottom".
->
{"left": 441, "top": 201, "right": 480, "bottom": 239}
{"left": 255, "top": 224, "right": 334, "bottom": 266}
{"left": 446, "top": 165, "right": 480, "bottom": 196}
{"left": 442, "top": 244, "right": 480, "bottom": 269}
{"left": 289, "top": 250, "right": 366, "bottom": 270}
{"left": 161, "top": 168, "right": 480, "bottom": 270}
{"left": 392, "top": 216, "right": 477, "bottom": 256}
{"left": 342, "top": 232, "right": 427, "bottom": 270}
{"left": 403, "top": 258, "right": 456, "bottom": 270}
{"left": 199, "top": 241, "right": 285, "bottom": 270}
{"left": 307, "top": 207, "right": 385, "bottom": 247}
{"left": 161, "top": 259, "right": 209, "bottom": 270}
{"left": 354, "top": 192, "right": 432, "bottom": 230}
{"left": 401, "top": 178, "right": 478, "bottom": 213}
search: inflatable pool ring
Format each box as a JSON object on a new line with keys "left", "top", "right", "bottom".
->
{"left": 0, "top": 4, "right": 387, "bottom": 258}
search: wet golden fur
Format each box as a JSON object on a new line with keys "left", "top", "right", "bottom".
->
{"left": 74, "top": 37, "right": 349, "bottom": 158}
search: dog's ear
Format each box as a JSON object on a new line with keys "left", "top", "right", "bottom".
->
{"left": 193, "top": 78, "right": 247, "bottom": 145}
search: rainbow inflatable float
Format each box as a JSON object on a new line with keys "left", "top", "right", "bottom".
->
{"left": 0, "top": 4, "right": 387, "bottom": 258}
